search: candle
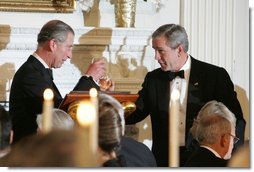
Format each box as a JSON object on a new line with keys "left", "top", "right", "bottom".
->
{"left": 41, "top": 88, "right": 54, "bottom": 133}
{"left": 76, "top": 101, "right": 97, "bottom": 167}
{"left": 169, "top": 89, "right": 180, "bottom": 167}
{"left": 89, "top": 88, "right": 98, "bottom": 153}
{"left": 77, "top": 101, "right": 96, "bottom": 127}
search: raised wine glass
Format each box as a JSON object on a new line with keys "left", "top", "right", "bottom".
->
{"left": 91, "top": 57, "right": 113, "bottom": 91}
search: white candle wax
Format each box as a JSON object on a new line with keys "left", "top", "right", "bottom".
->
{"left": 169, "top": 89, "right": 180, "bottom": 167}
{"left": 89, "top": 88, "right": 98, "bottom": 153}
{"left": 42, "top": 88, "right": 54, "bottom": 133}
{"left": 76, "top": 101, "right": 97, "bottom": 166}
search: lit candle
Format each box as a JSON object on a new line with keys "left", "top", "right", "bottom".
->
{"left": 89, "top": 88, "right": 98, "bottom": 154}
{"left": 76, "top": 101, "right": 97, "bottom": 167}
{"left": 169, "top": 89, "right": 180, "bottom": 167}
{"left": 77, "top": 101, "right": 97, "bottom": 151}
{"left": 41, "top": 88, "right": 54, "bottom": 134}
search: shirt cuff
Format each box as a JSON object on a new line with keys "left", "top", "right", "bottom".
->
{"left": 84, "top": 75, "right": 100, "bottom": 87}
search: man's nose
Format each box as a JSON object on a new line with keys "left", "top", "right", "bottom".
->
{"left": 155, "top": 51, "right": 160, "bottom": 60}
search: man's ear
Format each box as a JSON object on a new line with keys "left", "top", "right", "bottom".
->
{"left": 220, "top": 134, "right": 229, "bottom": 148}
{"left": 177, "top": 44, "right": 184, "bottom": 54}
{"left": 48, "top": 39, "right": 57, "bottom": 51}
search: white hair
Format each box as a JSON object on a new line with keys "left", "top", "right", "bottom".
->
{"left": 37, "top": 108, "right": 74, "bottom": 130}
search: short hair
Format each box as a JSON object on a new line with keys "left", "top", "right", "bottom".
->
{"left": 37, "top": 108, "right": 74, "bottom": 130}
{"left": 196, "top": 113, "right": 232, "bottom": 144}
{"left": 0, "top": 105, "right": 12, "bottom": 149}
{"left": 152, "top": 24, "right": 189, "bottom": 52}
{"left": 190, "top": 100, "right": 236, "bottom": 138}
{"left": 98, "top": 94, "right": 124, "bottom": 154}
{"left": 37, "top": 20, "right": 74, "bottom": 45}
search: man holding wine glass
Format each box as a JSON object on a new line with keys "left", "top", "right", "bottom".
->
{"left": 9, "top": 20, "right": 114, "bottom": 144}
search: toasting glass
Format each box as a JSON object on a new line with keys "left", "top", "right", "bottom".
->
{"left": 91, "top": 57, "right": 113, "bottom": 91}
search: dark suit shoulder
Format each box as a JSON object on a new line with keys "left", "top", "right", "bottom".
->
{"left": 147, "top": 68, "right": 164, "bottom": 76}
{"left": 120, "top": 136, "right": 157, "bottom": 167}
{"left": 184, "top": 147, "right": 228, "bottom": 167}
{"left": 14, "top": 56, "right": 44, "bottom": 78}
{"left": 191, "top": 56, "right": 225, "bottom": 71}
{"left": 144, "top": 68, "right": 169, "bottom": 81}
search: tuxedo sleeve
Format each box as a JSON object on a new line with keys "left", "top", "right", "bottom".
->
{"left": 215, "top": 67, "right": 246, "bottom": 146}
{"left": 73, "top": 76, "right": 100, "bottom": 91}
{"left": 125, "top": 74, "right": 150, "bottom": 124}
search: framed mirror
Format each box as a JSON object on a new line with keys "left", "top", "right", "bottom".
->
{"left": 0, "top": 0, "right": 76, "bottom": 13}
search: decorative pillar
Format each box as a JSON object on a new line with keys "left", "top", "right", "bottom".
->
{"left": 114, "top": 0, "right": 137, "bottom": 27}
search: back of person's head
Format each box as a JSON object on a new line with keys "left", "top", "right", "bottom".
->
{"left": 98, "top": 94, "right": 123, "bottom": 153}
{"left": 37, "top": 20, "right": 74, "bottom": 45}
{"left": 190, "top": 100, "right": 236, "bottom": 138}
{"left": 37, "top": 108, "right": 74, "bottom": 131}
{"left": 0, "top": 130, "right": 77, "bottom": 167}
{"left": 196, "top": 113, "right": 232, "bottom": 145}
{"left": 98, "top": 93, "right": 125, "bottom": 166}
{"left": 152, "top": 24, "right": 189, "bottom": 52}
{"left": 0, "top": 105, "right": 12, "bottom": 150}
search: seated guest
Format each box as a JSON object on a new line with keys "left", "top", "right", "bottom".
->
{"left": 186, "top": 100, "right": 238, "bottom": 152}
{"left": 184, "top": 113, "right": 237, "bottom": 167}
{"left": 0, "top": 105, "right": 13, "bottom": 158}
{"left": 98, "top": 93, "right": 157, "bottom": 167}
{"left": 36, "top": 108, "right": 75, "bottom": 131}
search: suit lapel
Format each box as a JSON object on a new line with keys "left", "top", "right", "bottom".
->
{"left": 186, "top": 57, "right": 205, "bottom": 132}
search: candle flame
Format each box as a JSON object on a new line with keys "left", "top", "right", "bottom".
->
{"left": 89, "top": 88, "right": 98, "bottom": 98}
{"left": 76, "top": 101, "right": 96, "bottom": 127}
{"left": 43, "top": 88, "right": 54, "bottom": 100}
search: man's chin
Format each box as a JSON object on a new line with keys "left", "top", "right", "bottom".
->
{"left": 54, "top": 64, "right": 62, "bottom": 68}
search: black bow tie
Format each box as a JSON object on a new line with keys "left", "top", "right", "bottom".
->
{"left": 46, "top": 68, "right": 53, "bottom": 80}
{"left": 168, "top": 70, "right": 184, "bottom": 81}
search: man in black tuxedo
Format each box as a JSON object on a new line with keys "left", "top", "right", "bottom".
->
{"left": 125, "top": 24, "right": 245, "bottom": 167}
{"left": 9, "top": 20, "right": 108, "bottom": 144}
{"left": 184, "top": 113, "right": 237, "bottom": 167}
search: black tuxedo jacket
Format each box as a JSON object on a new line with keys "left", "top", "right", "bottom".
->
{"left": 125, "top": 56, "right": 245, "bottom": 167}
{"left": 120, "top": 136, "right": 157, "bottom": 167}
{"left": 184, "top": 147, "right": 228, "bottom": 167}
{"left": 9, "top": 55, "right": 99, "bottom": 143}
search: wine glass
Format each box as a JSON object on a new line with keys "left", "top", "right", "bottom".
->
{"left": 91, "top": 57, "right": 113, "bottom": 91}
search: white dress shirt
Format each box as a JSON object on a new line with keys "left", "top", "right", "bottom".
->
{"left": 170, "top": 55, "right": 191, "bottom": 146}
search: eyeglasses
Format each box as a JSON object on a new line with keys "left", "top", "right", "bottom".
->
{"left": 228, "top": 133, "right": 240, "bottom": 144}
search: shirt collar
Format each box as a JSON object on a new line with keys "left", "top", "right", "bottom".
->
{"left": 201, "top": 145, "right": 222, "bottom": 158}
{"left": 33, "top": 52, "right": 50, "bottom": 69}
{"left": 180, "top": 54, "right": 191, "bottom": 71}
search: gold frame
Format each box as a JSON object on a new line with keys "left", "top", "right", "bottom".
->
{"left": 0, "top": 0, "right": 76, "bottom": 13}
